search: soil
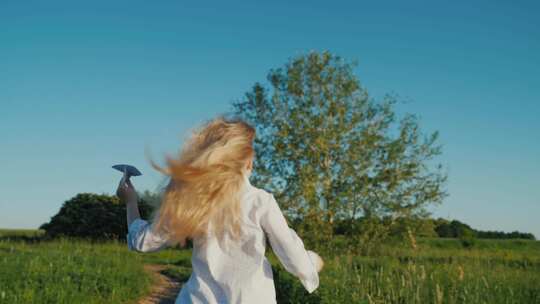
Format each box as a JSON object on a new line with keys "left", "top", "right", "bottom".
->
{"left": 139, "top": 265, "right": 182, "bottom": 304}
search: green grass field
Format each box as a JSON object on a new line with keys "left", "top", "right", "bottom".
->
{"left": 1, "top": 229, "right": 539, "bottom": 304}
{"left": 0, "top": 238, "right": 151, "bottom": 303}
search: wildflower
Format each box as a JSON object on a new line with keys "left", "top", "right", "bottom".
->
{"left": 435, "top": 284, "right": 443, "bottom": 304}
{"left": 407, "top": 228, "right": 417, "bottom": 250}
{"left": 457, "top": 265, "right": 464, "bottom": 281}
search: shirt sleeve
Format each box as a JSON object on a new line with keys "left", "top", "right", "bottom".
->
{"left": 126, "top": 218, "right": 169, "bottom": 253}
{"left": 260, "top": 193, "right": 320, "bottom": 293}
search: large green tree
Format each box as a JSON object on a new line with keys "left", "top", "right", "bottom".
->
{"left": 40, "top": 193, "right": 154, "bottom": 240}
{"left": 233, "top": 51, "right": 447, "bottom": 245}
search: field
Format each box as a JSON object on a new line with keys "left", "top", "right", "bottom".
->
{"left": 1, "top": 230, "right": 539, "bottom": 304}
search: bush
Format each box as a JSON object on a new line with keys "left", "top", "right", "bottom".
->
{"left": 435, "top": 219, "right": 475, "bottom": 238}
{"left": 40, "top": 193, "right": 154, "bottom": 240}
{"left": 459, "top": 229, "right": 477, "bottom": 249}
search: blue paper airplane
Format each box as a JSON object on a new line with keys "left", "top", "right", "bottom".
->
{"left": 112, "top": 164, "right": 142, "bottom": 178}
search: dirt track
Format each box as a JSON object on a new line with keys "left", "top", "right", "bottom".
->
{"left": 139, "top": 265, "right": 182, "bottom": 304}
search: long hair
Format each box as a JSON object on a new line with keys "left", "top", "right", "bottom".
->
{"left": 151, "top": 117, "right": 255, "bottom": 246}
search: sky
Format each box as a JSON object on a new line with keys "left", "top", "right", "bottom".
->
{"left": 1, "top": 0, "right": 539, "bottom": 238}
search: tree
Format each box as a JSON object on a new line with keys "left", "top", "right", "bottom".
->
{"left": 139, "top": 189, "right": 163, "bottom": 208}
{"left": 40, "top": 193, "right": 154, "bottom": 240}
{"left": 433, "top": 219, "right": 475, "bottom": 238}
{"left": 434, "top": 218, "right": 536, "bottom": 240}
{"left": 233, "top": 51, "right": 447, "bottom": 248}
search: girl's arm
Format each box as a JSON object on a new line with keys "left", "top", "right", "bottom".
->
{"left": 117, "top": 177, "right": 141, "bottom": 226}
{"left": 260, "top": 193, "right": 324, "bottom": 293}
{"left": 117, "top": 177, "right": 168, "bottom": 253}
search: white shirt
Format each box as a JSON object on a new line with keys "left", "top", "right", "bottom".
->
{"left": 127, "top": 175, "right": 321, "bottom": 304}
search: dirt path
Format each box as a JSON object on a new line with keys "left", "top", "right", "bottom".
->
{"left": 139, "top": 265, "right": 182, "bottom": 304}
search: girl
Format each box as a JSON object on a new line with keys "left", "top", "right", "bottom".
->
{"left": 116, "top": 117, "right": 324, "bottom": 304}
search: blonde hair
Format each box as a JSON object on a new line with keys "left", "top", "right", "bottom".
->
{"left": 151, "top": 117, "right": 255, "bottom": 246}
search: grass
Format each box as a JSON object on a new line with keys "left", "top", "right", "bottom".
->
{"left": 271, "top": 238, "right": 540, "bottom": 304}
{"left": 1, "top": 229, "right": 539, "bottom": 304}
{"left": 312, "top": 249, "right": 540, "bottom": 304}
{"left": 0, "top": 236, "right": 151, "bottom": 304}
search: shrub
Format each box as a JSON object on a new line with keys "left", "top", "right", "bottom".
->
{"left": 459, "top": 229, "right": 477, "bottom": 249}
{"left": 40, "top": 193, "right": 154, "bottom": 240}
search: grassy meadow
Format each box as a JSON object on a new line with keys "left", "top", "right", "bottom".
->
{"left": 1, "top": 229, "right": 539, "bottom": 304}
{"left": 0, "top": 237, "right": 151, "bottom": 303}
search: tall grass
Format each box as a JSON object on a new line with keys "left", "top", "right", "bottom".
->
{"left": 0, "top": 239, "right": 151, "bottom": 304}
{"left": 1, "top": 229, "right": 538, "bottom": 304}
{"left": 272, "top": 238, "right": 540, "bottom": 304}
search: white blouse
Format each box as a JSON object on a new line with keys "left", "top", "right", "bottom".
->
{"left": 127, "top": 176, "right": 321, "bottom": 304}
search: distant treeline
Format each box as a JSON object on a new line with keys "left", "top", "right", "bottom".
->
{"left": 433, "top": 218, "right": 536, "bottom": 240}
{"left": 331, "top": 217, "right": 536, "bottom": 241}
{"left": 39, "top": 192, "right": 536, "bottom": 242}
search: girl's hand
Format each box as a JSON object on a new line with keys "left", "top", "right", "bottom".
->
{"left": 116, "top": 176, "right": 138, "bottom": 203}
{"left": 307, "top": 250, "right": 324, "bottom": 273}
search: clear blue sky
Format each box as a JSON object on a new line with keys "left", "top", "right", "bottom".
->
{"left": 1, "top": 0, "right": 539, "bottom": 238}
